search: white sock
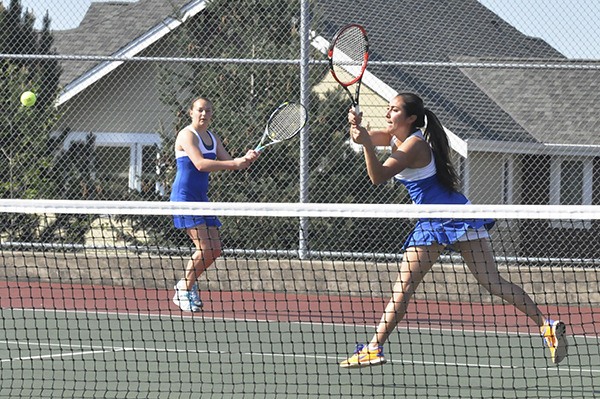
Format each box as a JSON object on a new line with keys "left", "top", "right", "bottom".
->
{"left": 368, "top": 343, "right": 380, "bottom": 351}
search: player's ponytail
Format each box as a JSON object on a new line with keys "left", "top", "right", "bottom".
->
{"left": 422, "top": 107, "right": 459, "bottom": 192}
{"left": 397, "top": 93, "right": 459, "bottom": 192}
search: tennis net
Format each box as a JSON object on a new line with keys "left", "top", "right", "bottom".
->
{"left": 0, "top": 199, "right": 598, "bottom": 398}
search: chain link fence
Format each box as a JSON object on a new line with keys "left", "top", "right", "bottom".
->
{"left": 1, "top": 0, "right": 600, "bottom": 258}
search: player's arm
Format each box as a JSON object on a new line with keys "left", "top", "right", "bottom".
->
{"left": 350, "top": 124, "right": 424, "bottom": 185}
{"left": 364, "top": 129, "right": 393, "bottom": 147}
{"left": 213, "top": 134, "right": 233, "bottom": 161}
{"left": 177, "top": 129, "right": 250, "bottom": 171}
{"left": 214, "top": 134, "right": 260, "bottom": 163}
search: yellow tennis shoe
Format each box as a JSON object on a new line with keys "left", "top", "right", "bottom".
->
{"left": 541, "top": 319, "right": 568, "bottom": 364}
{"left": 340, "top": 344, "right": 387, "bottom": 369}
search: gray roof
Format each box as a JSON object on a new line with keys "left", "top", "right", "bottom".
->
{"left": 315, "top": 0, "right": 572, "bottom": 145}
{"left": 52, "top": 0, "right": 599, "bottom": 146}
{"left": 459, "top": 58, "right": 600, "bottom": 145}
{"left": 53, "top": 0, "right": 193, "bottom": 86}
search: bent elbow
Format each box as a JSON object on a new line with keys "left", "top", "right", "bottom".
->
{"left": 370, "top": 176, "right": 388, "bottom": 185}
{"left": 193, "top": 160, "right": 212, "bottom": 172}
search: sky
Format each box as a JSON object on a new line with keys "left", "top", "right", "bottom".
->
{"left": 3, "top": 0, "right": 600, "bottom": 59}
{"left": 477, "top": 0, "right": 600, "bottom": 59}
{"left": 1, "top": 0, "right": 136, "bottom": 29}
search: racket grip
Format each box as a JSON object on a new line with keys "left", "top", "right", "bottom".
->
{"left": 354, "top": 104, "right": 361, "bottom": 115}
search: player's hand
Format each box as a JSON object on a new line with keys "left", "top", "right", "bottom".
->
{"left": 244, "top": 149, "right": 260, "bottom": 162}
{"left": 349, "top": 123, "right": 370, "bottom": 145}
{"left": 348, "top": 108, "right": 362, "bottom": 126}
{"left": 233, "top": 157, "right": 252, "bottom": 170}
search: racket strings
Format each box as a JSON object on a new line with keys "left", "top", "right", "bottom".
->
{"left": 331, "top": 27, "right": 367, "bottom": 82}
{"left": 268, "top": 105, "right": 307, "bottom": 141}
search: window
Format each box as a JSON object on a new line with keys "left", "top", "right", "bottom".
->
{"left": 502, "top": 157, "right": 513, "bottom": 204}
{"left": 550, "top": 156, "right": 592, "bottom": 228}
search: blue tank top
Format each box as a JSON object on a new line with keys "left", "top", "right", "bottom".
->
{"left": 392, "top": 130, "right": 469, "bottom": 205}
{"left": 170, "top": 128, "right": 217, "bottom": 202}
{"left": 393, "top": 131, "right": 494, "bottom": 248}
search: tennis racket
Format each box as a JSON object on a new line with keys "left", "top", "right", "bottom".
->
{"left": 254, "top": 102, "right": 307, "bottom": 152}
{"left": 328, "top": 24, "right": 369, "bottom": 115}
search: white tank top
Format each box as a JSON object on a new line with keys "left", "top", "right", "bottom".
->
{"left": 392, "top": 130, "right": 436, "bottom": 181}
{"left": 175, "top": 127, "right": 216, "bottom": 159}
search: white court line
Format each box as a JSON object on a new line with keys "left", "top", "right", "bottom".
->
{"left": 255, "top": 351, "right": 600, "bottom": 375}
{"left": 0, "top": 340, "right": 128, "bottom": 363}
{"left": 1, "top": 307, "right": 599, "bottom": 375}
{"left": 0, "top": 339, "right": 207, "bottom": 363}
{"left": 2, "top": 339, "right": 598, "bottom": 375}
{"left": 5, "top": 306, "right": 600, "bottom": 340}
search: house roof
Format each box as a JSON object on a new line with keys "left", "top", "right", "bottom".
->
{"left": 53, "top": 0, "right": 206, "bottom": 104}
{"left": 51, "top": 0, "right": 600, "bottom": 148}
{"left": 458, "top": 57, "right": 600, "bottom": 146}
{"left": 315, "top": 0, "right": 570, "bottom": 145}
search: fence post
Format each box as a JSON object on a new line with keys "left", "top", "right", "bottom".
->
{"left": 299, "top": 0, "right": 310, "bottom": 259}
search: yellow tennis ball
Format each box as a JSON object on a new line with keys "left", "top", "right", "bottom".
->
{"left": 20, "top": 91, "right": 36, "bottom": 107}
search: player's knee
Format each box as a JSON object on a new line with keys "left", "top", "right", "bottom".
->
{"left": 193, "top": 247, "right": 221, "bottom": 263}
{"left": 211, "top": 246, "right": 222, "bottom": 260}
{"left": 477, "top": 279, "right": 502, "bottom": 296}
{"left": 482, "top": 280, "right": 516, "bottom": 299}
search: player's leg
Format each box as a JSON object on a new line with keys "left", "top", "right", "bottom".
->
{"left": 456, "top": 237, "right": 544, "bottom": 323}
{"left": 186, "top": 224, "right": 223, "bottom": 283}
{"left": 456, "top": 237, "right": 567, "bottom": 363}
{"left": 174, "top": 225, "right": 222, "bottom": 311}
{"left": 373, "top": 243, "right": 445, "bottom": 345}
{"left": 340, "top": 243, "right": 445, "bottom": 368}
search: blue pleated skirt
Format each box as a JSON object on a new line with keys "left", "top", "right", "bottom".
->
{"left": 173, "top": 214, "right": 222, "bottom": 230}
{"left": 403, "top": 218, "right": 495, "bottom": 249}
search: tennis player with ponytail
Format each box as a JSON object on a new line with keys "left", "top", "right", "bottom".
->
{"left": 340, "top": 92, "right": 567, "bottom": 368}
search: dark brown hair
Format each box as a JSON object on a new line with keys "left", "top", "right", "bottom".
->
{"left": 397, "top": 92, "right": 459, "bottom": 191}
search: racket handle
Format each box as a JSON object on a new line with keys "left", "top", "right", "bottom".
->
{"left": 255, "top": 143, "right": 269, "bottom": 152}
{"left": 354, "top": 104, "right": 361, "bottom": 115}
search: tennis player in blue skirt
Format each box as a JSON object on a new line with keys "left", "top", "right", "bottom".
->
{"left": 340, "top": 92, "right": 567, "bottom": 368}
{"left": 170, "top": 96, "right": 259, "bottom": 312}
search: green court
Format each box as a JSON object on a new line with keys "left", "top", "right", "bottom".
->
{"left": 1, "top": 307, "right": 598, "bottom": 398}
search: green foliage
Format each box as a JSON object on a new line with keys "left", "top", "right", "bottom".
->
{"left": 47, "top": 131, "right": 98, "bottom": 200}
{"left": 0, "top": 62, "right": 59, "bottom": 200}
{"left": 0, "top": 1, "right": 62, "bottom": 195}
{"left": 149, "top": 0, "right": 412, "bottom": 253}
{"left": 0, "top": 1, "right": 62, "bottom": 241}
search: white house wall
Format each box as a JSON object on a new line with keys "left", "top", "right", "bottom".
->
{"left": 55, "top": 60, "right": 172, "bottom": 191}
{"left": 56, "top": 61, "right": 173, "bottom": 134}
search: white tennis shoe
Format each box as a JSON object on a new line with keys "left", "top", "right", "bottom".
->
{"left": 173, "top": 280, "right": 201, "bottom": 312}
{"left": 189, "top": 282, "right": 203, "bottom": 308}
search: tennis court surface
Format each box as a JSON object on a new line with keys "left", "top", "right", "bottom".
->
{"left": 1, "top": 282, "right": 598, "bottom": 398}
{"left": 1, "top": 201, "right": 599, "bottom": 398}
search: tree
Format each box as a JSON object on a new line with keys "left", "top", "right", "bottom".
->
{"left": 145, "top": 0, "right": 412, "bottom": 253}
{"left": 0, "top": 1, "right": 62, "bottom": 241}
